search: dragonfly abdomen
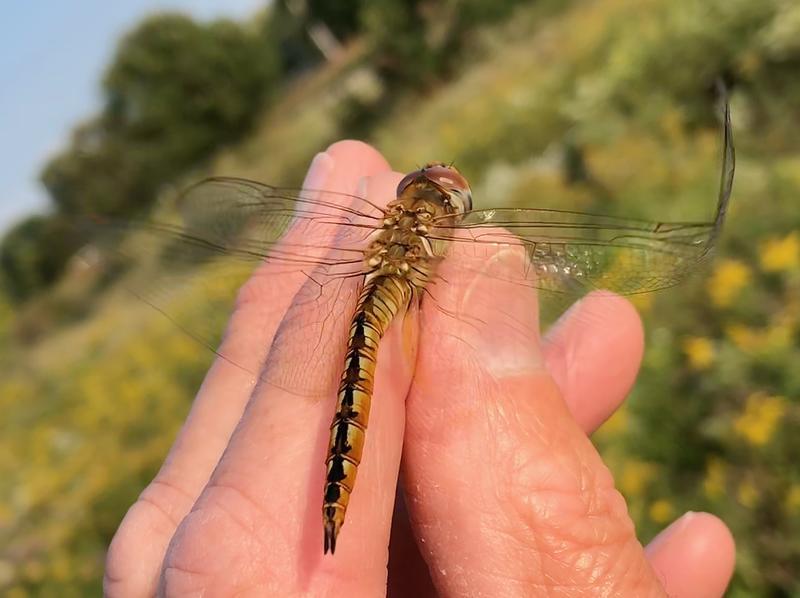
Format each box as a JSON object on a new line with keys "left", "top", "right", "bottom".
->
{"left": 323, "top": 274, "right": 414, "bottom": 554}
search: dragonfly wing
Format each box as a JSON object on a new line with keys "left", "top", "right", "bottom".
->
{"left": 421, "top": 212, "right": 715, "bottom": 337}
{"left": 81, "top": 178, "right": 381, "bottom": 394}
{"left": 430, "top": 94, "right": 734, "bottom": 302}
{"left": 436, "top": 209, "right": 716, "bottom": 296}
{"left": 261, "top": 266, "right": 365, "bottom": 399}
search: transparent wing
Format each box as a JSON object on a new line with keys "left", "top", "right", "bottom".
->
{"left": 430, "top": 94, "right": 735, "bottom": 299}
{"left": 431, "top": 209, "right": 715, "bottom": 297}
{"left": 83, "top": 177, "right": 384, "bottom": 395}
{"left": 82, "top": 99, "right": 733, "bottom": 389}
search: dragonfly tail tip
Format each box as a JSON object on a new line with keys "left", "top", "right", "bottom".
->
{"left": 324, "top": 521, "right": 338, "bottom": 555}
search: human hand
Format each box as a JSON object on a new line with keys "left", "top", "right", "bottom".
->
{"left": 104, "top": 141, "right": 735, "bottom": 597}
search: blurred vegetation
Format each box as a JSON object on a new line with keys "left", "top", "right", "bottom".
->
{"left": 1, "top": 0, "right": 799, "bottom": 594}
{"left": 2, "top": 13, "right": 279, "bottom": 304}
{"left": 45, "top": 13, "right": 279, "bottom": 217}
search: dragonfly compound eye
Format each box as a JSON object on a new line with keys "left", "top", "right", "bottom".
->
{"left": 397, "top": 164, "right": 473, "bottom": 213}
{"left": 396, "top": 170, "right": 421, "bottom": 195}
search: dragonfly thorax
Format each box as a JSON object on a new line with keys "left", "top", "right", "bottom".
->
{"left": 364, "top": 223, "right": 435, "bottom": 286}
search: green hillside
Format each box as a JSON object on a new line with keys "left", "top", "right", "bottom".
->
{"left": 2, "top": 1, "right": 800, "bottom": 594}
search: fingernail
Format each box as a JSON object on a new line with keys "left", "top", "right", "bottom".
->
{"left": 463, "top": 248, "right": 542, "bottom": 377}
{"left": 302, "top": 151, "right": 334, "bottom": 192}
{"left": 645, "top": 511, "right": 699, "bottom": 555}
{"left": 543, "top": 296, "right": 584, "bottom": 342}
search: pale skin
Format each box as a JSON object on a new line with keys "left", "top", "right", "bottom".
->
{"left": 104, "top": 141, "right": 736, "bottom": 597}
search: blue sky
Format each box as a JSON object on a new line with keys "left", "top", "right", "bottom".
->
{"left": 0, "top": 0, "right": 265, "bottom": 234}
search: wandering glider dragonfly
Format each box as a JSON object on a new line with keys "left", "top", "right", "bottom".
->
{"left": 92, "top": 100, "right": 734, "bottom": 554}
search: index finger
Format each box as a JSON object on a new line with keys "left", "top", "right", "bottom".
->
{"left": 402, "top": 246, "right": 666, "bottom": 596}
{"left": 105, "top": 141, "right": 392, "bottom": 597}
{"left": 157, "top": 170, "right": 410, "bottom": 596}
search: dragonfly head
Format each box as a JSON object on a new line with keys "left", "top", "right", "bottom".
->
{"left": 397, "top": 162, "right": 473, "bottom": 215}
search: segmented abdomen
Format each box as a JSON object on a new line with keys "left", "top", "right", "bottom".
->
{"left": 323, "top": 274, "right": 413, "bottom": 554}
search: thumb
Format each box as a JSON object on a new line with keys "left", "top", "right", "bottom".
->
{"left": 402, "top": 245, "right": 666, "bottom": 597}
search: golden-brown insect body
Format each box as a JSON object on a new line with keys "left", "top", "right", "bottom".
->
{"left": 322, "top": 163, "right": 471, "bottom": 554}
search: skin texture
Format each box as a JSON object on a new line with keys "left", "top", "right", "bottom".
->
{"left": 104, "top": 141, "right": 735, "bottom": 597}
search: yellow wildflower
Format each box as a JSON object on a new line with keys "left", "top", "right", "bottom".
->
{"left": 601, "top": 406, "right": 629, "bottom": 436}
{"left": 619, "top": 460, "right": 657, "bottom": 496}
{"left": 785, "top": 484, "right": 800, "bottom": 514}
{"left": 725, "top": 324, "right": 760, "bottom": 352}
{"left": 707, "top": 259, "right": 751, "bottom": 307}
{"left": 0, "top": 502, "right": 11, "bottom": 526}
{"left": 726, "top": 320, "right": 792, "bottom": 354}
{"left": 0, "top": 560, "right": 14, "bottom": 586}
{"left": 733, "top": 393, "right": 787, "bottom": 447}
{"left": 764, "top": 321, "right": 792, "bottom": 351}
{"left": 682, "top": 336, "right": 715, "bottom": 370}
{"left": 704, "top": 457, "right": 727, "bottom": 499}
{"left": 22, "top": 560, "right": 45, "bottom": 583}
{"left": 629, "top": 291, "right": 653, "bottom": 313}
{"left": 759, "top": 232, "right": 800, "bottom": 273}
{"left": 737, "top": 479, "right": 759, "bottom": 509}
{"left": 649, "top": 499, "right": 675, "bottom": 524}
{"left": 50, "top": 553, "right": 71, "bottom": 583}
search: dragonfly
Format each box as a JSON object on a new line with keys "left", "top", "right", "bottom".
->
{"left": 92, "top": 99, "right": 734, "bottom": 555}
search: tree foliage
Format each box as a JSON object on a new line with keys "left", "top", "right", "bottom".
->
{"left": 262, "top": 2, "right": 324, "bottom": 75}
{"left": 42, "top": 13, "right": 278, "bottom": 219}
{"left": 360, "top": 0, "right": 539, "bottom": 87}
{"left": 103, "top": 14, "right": 278, "bottom": 171}
{"left": 305, "top": 0, "right": 362, "bottom": 41}
{"left": 5, "top": 12, "right": 281, "bottom": 304}
{"left": 0, "top": 215, "right": 80, "bottom": 302}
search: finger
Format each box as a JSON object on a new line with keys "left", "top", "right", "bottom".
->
{"left": 104, "top": 141, "right": 392, "bottom": 598}
{"left": 388, "top": 293, "right": 645, "bottom": 593}
{"left": 388, "top": 492, "right": 439, "bottom": 598}
{"left": 403, "top": 246, "right": 666, "bottom": 596}
{"left": 543, "top": 292, "right": 644, "bottom": 433}
{"left": 158, "top": 171, "right": 410, "bottom": 596}
{"left": 544, "top": 300, "right": 736, "bottom": 596}
{"left": 645, "top": 512, "right": 735, "bottom": 598}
